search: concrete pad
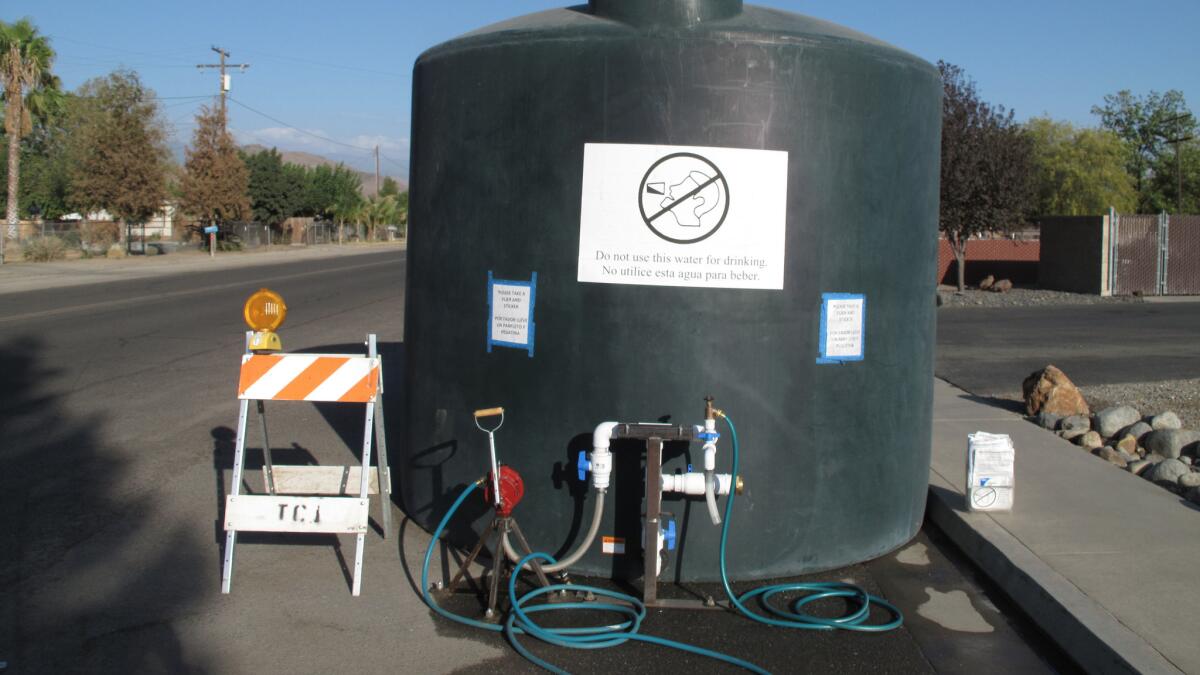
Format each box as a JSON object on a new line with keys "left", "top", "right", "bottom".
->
{"left": 929, "top": 378, "right": 1192, "bottom": 674}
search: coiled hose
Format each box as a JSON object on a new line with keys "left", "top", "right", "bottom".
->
{"left": 716, "top": 412, "right": 904, "bottom": 633}
{"left": 421, "top": 480, "right": 768, "bottom": 674}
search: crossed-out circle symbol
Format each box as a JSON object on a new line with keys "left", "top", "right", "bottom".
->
{"left": 972, "top": 487, "right": 998, "bottom": 508}
{"left": 638, "top": 152, "right": 730, "bottom": 245}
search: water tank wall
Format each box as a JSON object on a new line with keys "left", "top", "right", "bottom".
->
{"left": 402, "top": 1, "right": 941, "bottom": 581}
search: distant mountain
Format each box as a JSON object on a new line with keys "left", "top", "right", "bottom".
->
{"left": 240, "top": 144, "right": 406, "bottom": 197}
{"left": 169, "top": 141, "right": 407, "bottom": 197}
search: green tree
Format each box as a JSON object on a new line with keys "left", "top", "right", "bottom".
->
{"left": 68, "top": 70, "right": 171, "bottom": 240}
{"left": 241, "top": 147, "right": 304, "bottom": 229}
{"left": 1026, "top": 117, "right": 1137, "bottom": 215}
{"left": 1092, "top": 90, "right": 1196, "bottom": 210}
{"left": 1149, "top": 140, "right": 1200, "bottom": 213}
{"left": 179, "top": 104, "right": 249, "bottom": 229}
{"left": 378, "top": 176, "right": 401, "bottom": 198}
{"left": 939, "top": 61, "right": 1035, "bottom": 291}
{"left": 305, "top": 163, "right": 362, "bottom": 243}
{"left": 1, "top": 17, "right": 60, "bottom": 263}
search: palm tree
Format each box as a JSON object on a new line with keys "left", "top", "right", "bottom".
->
{"left": 1, "top": 18, "right": 58, "bottom": 264}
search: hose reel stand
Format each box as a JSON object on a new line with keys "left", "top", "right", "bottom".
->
{"left": 436, "top": 407, "right": 556, "bottom": 621}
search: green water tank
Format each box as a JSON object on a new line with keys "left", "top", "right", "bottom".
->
{"left": 402, "top": 0, "right": 941, "bottom": 581}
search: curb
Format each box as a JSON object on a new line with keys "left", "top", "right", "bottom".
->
{"left": 926, "top": 471, "right": 1182, "bottom": 675}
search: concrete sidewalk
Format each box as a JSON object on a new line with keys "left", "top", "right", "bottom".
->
{"left": 928, "top": 378, "right": 1194, "bottom": 674}
{"left": 0, "top": 241, "right": 404, "bottom": 296}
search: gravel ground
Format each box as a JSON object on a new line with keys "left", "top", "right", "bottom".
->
{"left": 987, "top": 380, "right": 1200, "bottom": 431}
{"left": 937, "top": 287, "right": 1143, "bottom": 308}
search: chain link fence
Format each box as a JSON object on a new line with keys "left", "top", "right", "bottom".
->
{"left": 1166, "top": 215, "right": 1200, "bottom": 295}
{"left": 1110, "top": 212, "right": 1200, "bottom": 295}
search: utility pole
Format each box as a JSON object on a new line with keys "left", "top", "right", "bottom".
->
{"left": 1159, "top": 114, "right": 1195, "bottom": 214}
{"left": 196, "top": 46, "right": 249, "bottom": 130}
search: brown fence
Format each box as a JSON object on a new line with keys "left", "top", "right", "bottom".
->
{"left": 1108, "top": 212, "right": 1200, "bottom": 295}
{"left": 936, "top": 238, "right": 1041, "bottom": 286}
{"left": 1166, "top": 215, "right": 1200, "bottom": 295}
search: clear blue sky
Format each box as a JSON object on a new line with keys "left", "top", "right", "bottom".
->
{"left": 7, "top": 1, "right": 1199, "bottom": 178}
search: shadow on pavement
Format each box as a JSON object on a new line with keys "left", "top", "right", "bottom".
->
{"left": 0, "top": 336, "right": 209, "bottom": 674}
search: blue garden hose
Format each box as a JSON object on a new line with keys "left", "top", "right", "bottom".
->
{"left": 716, "top": 413, "right": 904, "bottom": 633}
{"left": 421, "top": 480, "right": 768, "bottom": 674}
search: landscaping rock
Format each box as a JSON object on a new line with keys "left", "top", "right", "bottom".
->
{"left": 1023, "top": 365, "right": 1090, "bottom": 417}
{"left": 1115, "top": 434, "right": 1138, "bottom": 456}
{"left": 1117, "top": 449, "right": 1138, "bottom": 464}
{"left": 1095, "top": 446, "right": 1128, "bottom": 468}
{"left": 1061, "top": 415, "right": 1091, "bottom": 433}
{"left": 1095, "top": 405, "right": 1141, "bottom": 439}
{"left": 1148, "top": 458, "right": 1189, "bottom": 485}
{"left": 1180, "top": 473, "right": 1200, "bottom": 490}
{"left": 991, "top": 279, "right": 1013, "bottom": 292}
{"left": 1060, "top": 428, "right": 1087, "bottom": 441}
{"left": 1128, "top": 460, "right": 1152, "bottom": 476}
{"left": 1143, "top": 429, "right": 1200, "bottom": 460}
{"left": 1183, "top": 456, "right": 1194, "bottom": 467}
{"left": 1076, "top": 431, "right": 1103, "bottom": 449}
{"left": 1151, "top": 411, "right": 1183, "bottom": 431}
{"left": 1124, "top": 421, "right": 1153, "bottom": 441}
{"left": 1035, "top": 411, "right": 1062, "bottom": 430}
{"left": 978, "top": 275, "right": 995, "bottom": 291}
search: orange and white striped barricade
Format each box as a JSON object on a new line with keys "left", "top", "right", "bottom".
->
{"left": 221, "top": 333, "right": 391, "bottom": 596}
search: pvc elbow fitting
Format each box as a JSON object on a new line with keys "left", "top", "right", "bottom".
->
{"left": 590, "top": 421, "right": 619, "bottom": 490}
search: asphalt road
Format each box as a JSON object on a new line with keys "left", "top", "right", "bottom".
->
{"left": 0, "top": 249, "right": 1068, "bottom": 673}
{"left": 936, "top": 301, "right": 1200, "bottom": 396}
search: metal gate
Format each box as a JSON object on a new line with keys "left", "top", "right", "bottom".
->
{"left": 1109, "top": 212, "right": 1200, "bottom": 295}
{"left": 1166, "top": 215, "right": 1200, "bottom": 295}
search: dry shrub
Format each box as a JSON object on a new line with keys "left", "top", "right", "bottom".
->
{"left": 80, "top": 221, "right": 121, "bottom": 251}
{"left": 22, "top": 236, "right": 68, "bottom": 262}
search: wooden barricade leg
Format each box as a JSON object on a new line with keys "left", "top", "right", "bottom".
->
{"left": 367, "top": 334, "right": 392, "bottom": 538}
{"left": 352, "top": 397, "right": 376, "bottom": 596}
{"left": 222, "top": 398, "right": 251, "bottom": 594}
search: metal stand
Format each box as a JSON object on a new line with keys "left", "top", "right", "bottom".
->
{"left": 441, "top": 514, "right": 553, "bottom": 620}
{"left": 610, "top": 423, "right": 727, "bottom": 611}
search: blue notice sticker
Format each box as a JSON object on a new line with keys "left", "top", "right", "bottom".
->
{"left": 817, "top": 292, "right": 866, "bottom": 364}
{"left": 487, "top": 271, "right": 537, "bottom": 357}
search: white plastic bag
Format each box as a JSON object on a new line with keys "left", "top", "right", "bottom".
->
{"left": 967, "top": 432, "right": 1014, "bottom": 512}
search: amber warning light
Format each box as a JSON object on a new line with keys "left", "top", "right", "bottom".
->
{"left": 244, "top": 288, "right": 287, "bottom": 352}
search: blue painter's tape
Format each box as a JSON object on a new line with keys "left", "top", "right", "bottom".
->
{"left": 486, "top": 271, "right": 537, "bottom": 358}
{"left": 816, "top": 292, "right": 866, "bottom": 364}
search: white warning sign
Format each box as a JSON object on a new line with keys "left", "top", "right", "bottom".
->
{"left": 578, "top": 143, "right": 788, "bottom": 290}
{"left": 818, "top": 293, "right": 865, "bottom": 363}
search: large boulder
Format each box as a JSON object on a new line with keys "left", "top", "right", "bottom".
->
{"left": 978, "top": 275, "right": 995, "bottom": 291}
{"left": 1143, "top": 429, "right": 1200, "bottom": 460}
{"left": 1094, "top": 406, "right": 1141, "bottom": 439}
{"left": 991, "top": 279, "right": 1013, "bottom": 293}
{"left": 1022, "top": 366, "right": 1090, "bottom": 417}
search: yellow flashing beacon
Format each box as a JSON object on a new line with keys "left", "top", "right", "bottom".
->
{"left": 243, "top": 288, "right": 287, "bottom": 353}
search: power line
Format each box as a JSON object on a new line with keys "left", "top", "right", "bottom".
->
{"left": 240, "top": 49, "right": 405, "bottom": 79}
{"left": 51, "top": 35, "right": 200, "bottom": 65}
{"left": 227, "top": 97, "right": 376, "bottom": 153}
{"left": 380, "top": 154, "right": 407, "bottom": 172}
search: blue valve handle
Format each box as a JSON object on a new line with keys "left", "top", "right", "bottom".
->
{"left": 664, "top": 519, "right": 677, "bottom": 551}
{"left": 577, "top": 451, "right": 591, "bottom": 481}
{"left": 697, "top": 431, "right": 720, "bottom": 442}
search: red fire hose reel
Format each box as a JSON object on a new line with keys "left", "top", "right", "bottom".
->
{"left": 484, "top": 465, "right": 525, "bottom": 517}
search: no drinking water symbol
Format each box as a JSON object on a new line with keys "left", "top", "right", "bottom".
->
{"left": 639, "top": 152, "right": 730, "bottom": 244}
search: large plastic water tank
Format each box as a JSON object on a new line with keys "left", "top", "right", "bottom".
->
{"left": 402, "top": 0, "right": 941, "bottom": 581}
